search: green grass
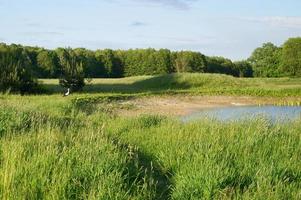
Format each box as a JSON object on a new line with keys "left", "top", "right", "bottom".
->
{"left": 107, "top": 116, "right": 301, "bottom": 199}
{"left": 0, "top": 93, "right": 301, "bottom": 199}
{"left": 0, "top": 106, "right": 159, "bottom": 200}
{"left": 40, "top": 73, "right": 301, "bottom": 97}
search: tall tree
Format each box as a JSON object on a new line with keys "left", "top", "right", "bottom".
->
{"left": 57, "top": 48, "right": 85, "bottom": 91}
{"left": 173, "top": 51, "right": 206, "bottom": 73}
{"left": 74, "top": 48, "right": 104, "bottom": 78}
{"left": 248, "top": 42, "right": 281, "bottom": 77}
{"left": 0, "top": 47, "right": 37, "bottom": 93}
{"left": 37, "top": 50, "right": 59, "bottom": 78}
{"left": 233, "top": 61, "right": 253, "bottom": 77}
{"left": 95, "top": 49, "right": 123, "bottom": 78}
{"left": 205, "top": 56, "right": 236, "bottom": 75}
{"left": 281, "top": 37, "right": 301, "bottom": 77}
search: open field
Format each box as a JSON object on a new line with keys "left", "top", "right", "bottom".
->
{"left": 1, "top": 73, "right": 301, "bottom": 199}
{"left": 40, "top": 73, "right": 301, "bottom": 97}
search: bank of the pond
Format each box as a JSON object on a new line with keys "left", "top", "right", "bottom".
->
{"left": 118, "top": 95, "right": 301, "bottom": 117}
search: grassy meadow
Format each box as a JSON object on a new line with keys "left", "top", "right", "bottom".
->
{"left": 40, "top": 73, "right": 301, "bottom": 97}
{"left": 1, "top": 73, "right": 301, "bottom": 199}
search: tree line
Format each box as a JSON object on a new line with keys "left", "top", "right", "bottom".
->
{"left": 0, "top": 37, "right": 300, "bottom": 93}
{"left": 249, "top": 37, "right": 301, "bottom": 77}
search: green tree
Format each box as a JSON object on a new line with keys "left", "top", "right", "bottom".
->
{"left": 205, "top": 56, "right": 236, "bottom": 75}
{"left": 57, "top": 48, "right": 85, "bottom": 91}
{"left": 173, "top": 51, "right": 206, "bottom": 73}
{"left": 248, "top": 42, "right": 281, "bottom": 77}
{"left": 95, "top": 49, "right": 123, "bottom": 78}
{"left": 37, "top": 50, "right": 59, "bottom": 78}
{"left": 0, "top": 47, "right": 38, "bottom": 93}
{"left": 154, "top": 49, "right": 173, "bottom": 74}
{"left": 74, "top": 48, "right": 105, "bottom": 78}
{"left": 233, "top": 61, "right": 253, "bottom": 77}
{"left": 281, "top": 37, "right": 301, "bottom": 77}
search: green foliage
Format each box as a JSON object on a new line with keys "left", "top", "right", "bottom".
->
{"left": 248, "top": 42, "right": 282, "bottom": 77}
{"left": 248, "top": 38, "right": 301, "bottom": 77}
{"left": 233, "top": 61, "right": 253, "bottom": 77}
{"left": 74, "top": 48, "right": 104, "bottom": 78}
{"left": 57, "top": 48, "right": 85, "bottom": 91}
{"left": 0, "top": 43, "right": 253, "bottom": 81}
{"left": 95, "top": 49, "right": 123, "bottom": 78}
{"left": 2, "top": 36, "right": 301, "bottom": 85}
{"left": 205, "top": 56, "right": 237, "bottom": 75}
{"left": 173, "top": 51, "right": 206, "bottom": 73}
{"left": 36, "top": 50, "right": 59, "bottom": 78}
{"left": 0, "top": 45, "right": 38, "bottom": 94}
{"left": 281, "top": 37, "right": 301, "bottom": 77}
{"left": 123, "top": 48, "right": 173, "bottom": 76}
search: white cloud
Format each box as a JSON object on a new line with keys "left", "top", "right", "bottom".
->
{"left": 243, "top": 16, "right": 301, "bottom": 28}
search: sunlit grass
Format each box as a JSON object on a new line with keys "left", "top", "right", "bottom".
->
{"left": 1, "top": 74, "right": 301, "bottom": 199}
{"left": 39, "top": 73, "right": 301, "bottom": 97}
{"left": 0, "top": 94, "right": 301, "bottom": 199}
{"left": 106, "top": 115, "right": 301, "bottom": 199}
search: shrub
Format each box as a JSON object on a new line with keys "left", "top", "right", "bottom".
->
{"left": 0, "top": 48, "right": 39, "bottom": 94}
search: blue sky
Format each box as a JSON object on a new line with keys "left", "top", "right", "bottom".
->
{"left": 0, "top": 0, "right": 301, "bottom": 60}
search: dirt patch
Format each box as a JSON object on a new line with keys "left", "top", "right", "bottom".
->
{"left": 118, "top": 95, "right": 301, "bottom": 117}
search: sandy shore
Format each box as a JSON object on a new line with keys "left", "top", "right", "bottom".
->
{"left": 119, "top": 95, "right": 301, "bottom": 116}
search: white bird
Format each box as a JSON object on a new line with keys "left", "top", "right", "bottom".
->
{"left": 63, "top": 88, "right": 70, "bottom": 97}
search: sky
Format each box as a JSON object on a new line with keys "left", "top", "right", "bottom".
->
{"left": 0, "top": 0, "right": 301, "bottom": 60}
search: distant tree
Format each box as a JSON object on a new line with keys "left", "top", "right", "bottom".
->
{"left": 3, "top": 39, "right": 300, "bottom": 80}
{"left": 140, "top": 48, "right": 158, "bottom": 75}
{"left": 205, "top": 56, "right": 236, "bottom": 75}
{"left": 248, "top": 42, "right": 281, "bottom": 77}
{"left": 281, "top": 37, "right": 301, "bottom": 77}
{"left": 37, "top": 50, "right": 59, "bottom": 78}
{"left": 123, "top": 49, "right": 143, "bottom": 76}
{"left": 233, "top": 61, "right": 253, "bottom": 77}
{"left": 95, "top": 49, "right": 123, "bottom": 78}
{"left": 74, "top": 48, "right": 104, "bottom": 78}
{"left": 173, "top": 51, "right": 206, "bottom": 73}
{"left": 155, "top": 49, "right": 173, "bottom": 73}
{"left": 0, "top": 47, "right": 38, "bottom": 93}
{"left": 57, "top": 48, "right": 85, "bottom": 91}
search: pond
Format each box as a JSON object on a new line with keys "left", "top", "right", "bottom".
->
{"left": 181, "top": 105, "right": 301, "bottom": 123}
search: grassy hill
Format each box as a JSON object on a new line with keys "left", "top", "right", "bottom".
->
{"left": 40, "top": 73, "right": 301, "bottom": 97}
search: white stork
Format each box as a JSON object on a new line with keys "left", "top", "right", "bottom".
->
{"left": 63, "top": 88, "right": 70, "bottom": 97}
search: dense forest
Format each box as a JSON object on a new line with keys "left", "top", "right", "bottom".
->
{"left": 0, "top": 37, "right": 300, "bottom": 93}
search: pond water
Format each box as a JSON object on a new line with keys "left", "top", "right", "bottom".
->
{"left": 181, "top": 105, "right": 301, "bottom": 123}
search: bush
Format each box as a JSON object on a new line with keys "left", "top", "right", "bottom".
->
{"left": 0, "top": 47, "right": 39, "bottom": 94}
{"left": 57, "top": 48, "right": 85, "bottom": 91}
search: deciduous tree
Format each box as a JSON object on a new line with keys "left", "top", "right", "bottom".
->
{"left": 281, "top": 37, "right": 301, "bottom": 77}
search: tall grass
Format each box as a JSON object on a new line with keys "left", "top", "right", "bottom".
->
{"left": 0, "top": 107, "right": 159, "bottom": 199}
{"left": 0, "top": 90, "right": 301, "bottom": 199}
{"left": 107, "top": 116, "right": 301, "bottom": 199}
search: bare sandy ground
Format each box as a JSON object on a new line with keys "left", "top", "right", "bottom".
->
{"left": 119, "top": 95, "right": 301, "bottom": 116}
